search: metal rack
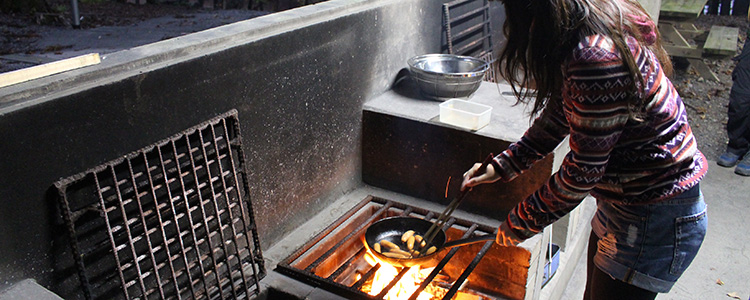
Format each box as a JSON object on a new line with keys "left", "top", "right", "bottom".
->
{"left": 54, "top": 110, "right": 265, "bottom": 300}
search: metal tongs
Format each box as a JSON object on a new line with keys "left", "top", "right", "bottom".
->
{"left": 413, "top": 153, "right": 494, "bottom": 257}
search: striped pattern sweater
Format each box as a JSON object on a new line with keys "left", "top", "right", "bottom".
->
{"left": 494, "top": 35, "right": 708, "bottom": 240}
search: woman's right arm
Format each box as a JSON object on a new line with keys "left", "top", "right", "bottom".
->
{"left": 462, "top": 97, "right": 570, "bottom": 189}
{"left": 492, "top": 96, "right": 570, "bottom": 181}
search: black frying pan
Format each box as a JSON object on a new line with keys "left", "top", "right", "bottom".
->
{"left": 363, "top": 216, "right": 494, "bottom": 268}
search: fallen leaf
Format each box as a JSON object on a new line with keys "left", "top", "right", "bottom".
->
{"left": 727, "top": 292, "right": 741, "bottom": 299}
{"left": 716, "top": 278, "right": 725, "bottom": 285}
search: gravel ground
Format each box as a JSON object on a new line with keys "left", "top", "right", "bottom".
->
{"left": 671, "top": 14, "right": 749, "bottom": 161}
{"left": 1, "top": 2, "right": 746, "bottom": 160}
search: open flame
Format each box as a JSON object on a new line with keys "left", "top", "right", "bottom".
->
{"left": 359, "top": 251, "right": 436, "bottom": 300}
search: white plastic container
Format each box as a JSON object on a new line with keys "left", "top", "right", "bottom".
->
{"left": 439, "top": 99, "right": 492, "bottom": 130}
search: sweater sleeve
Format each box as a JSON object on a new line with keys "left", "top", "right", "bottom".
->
{"left": 492, "top": 95, "right": 570, "bottom": 182}
{"left": 506, "top": 38, "right": 632, "bottom": 239}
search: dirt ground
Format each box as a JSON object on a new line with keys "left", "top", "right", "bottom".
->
{"left": 673, "top": 14, "right": 748, "bottom": 161}
{"left": 1, "top": 1, "right": 747, "bottom": 161}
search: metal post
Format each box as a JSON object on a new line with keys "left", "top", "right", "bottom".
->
{"left": 70, "top": 0, "right": 80, "bottom": 28}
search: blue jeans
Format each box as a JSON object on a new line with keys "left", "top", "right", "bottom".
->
{"left": 591, "top": 184, "right": 707, "bottom": 293}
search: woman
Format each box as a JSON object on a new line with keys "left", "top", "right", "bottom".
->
{"left": 461, "top": 0, "right": 708, "bottom": 299}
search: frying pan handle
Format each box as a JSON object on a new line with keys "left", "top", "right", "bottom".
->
{"left": 442, "top": 234, "right": 495, "bottom": 249}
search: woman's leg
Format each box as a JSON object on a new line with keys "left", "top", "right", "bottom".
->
{"left": 583, "top": 232, "right": 658, "bottom": 300}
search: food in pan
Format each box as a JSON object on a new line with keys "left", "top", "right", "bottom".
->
{"left": 401, "top": 230, "right": 415, "bottom": 242}
{"left": 373, "top": 228, "right": 439, "bottom": 260}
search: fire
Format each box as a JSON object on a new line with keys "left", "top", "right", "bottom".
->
{"left": 359, "top": 251, "right": 436, "bottom": 300}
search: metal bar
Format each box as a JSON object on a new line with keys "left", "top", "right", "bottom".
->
{"left": 408, "top": 223, "right": 478, "bottom": 300}
{"left": 126, "top": 158, "right": 167, "bottom": 299}
{"left": 70, "top": 0, "right": 80, "bottom": 28}
{"left": 327, "top": 247, "right": 367, "bottom": 281}
{"left": 54, "top": 187, "right": 94, "bottom": 300}
{"left": 450, "top": 21, "right": 490, "bottom": 44}
{"left": 351, "top": 263, "right": 381, "bottom": 291}
{"left": 196, "top": 129, "right": 240, "bottom": 299}
{"left": 108, "top": 166, "right": 150, "bottom": 297}
{"left": 226, "top": 116, "right": 267, "bottom": 280}
{"left": 208, "top": 121, "right": 252, "bottom": 294}
{"left": 282, "top": 195, "right": 377, "bottom": 265}
{"left": 443, "top": 4, "right": 454, "bottom": 54}
{"left": 445, "top": 0, "right": 478, "bottom": 7}
{"left": 442, "top": 239, "right": 494, "bottom": 300}
{"left": 453, "top": 35, "right": 491, "bottom": 57}
{"left": 375, "top": 267, "right": 412, "bottom": 299}
{"left": 183, "top": 135, "right": 226, "bottom": 299}
{"left": 447, "top": 5, "right": 489, "bottom": 26}
{"left": 304, "top": 203, "right": 392, "bottom": 272}
{"left": 163, "top": 141, "right": 203, "bottom": 298}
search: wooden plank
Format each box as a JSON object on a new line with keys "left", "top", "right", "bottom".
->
{"left": 664, "top": 45, "right": 704, "bottom": 58}
{"left": 680, "top": 29, "right": 709, "bottom": 42}
{"left": 638, "top": 0, "right": 662, "bottom": 24}
{"left": 0, "top": 53, "right": 100, "bottom": 89}
{"left": 660, "top": 0, "right": 708, "bottom": 19}
{"left": 687, "top": 58, "right": 720, "bottom": 81}
{"left": 659, "top": 23, "right": 692, "bottom": 46}
{"left": 703, "top": 25, "right": 739, "bottom": 56}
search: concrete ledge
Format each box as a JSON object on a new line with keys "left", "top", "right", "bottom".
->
{"left": 0, "top": 279, "right": 62, "bottom": 300}
{"left": 0, "top": 0, "right": 405, "bottom": 111}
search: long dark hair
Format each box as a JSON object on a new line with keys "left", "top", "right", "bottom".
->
{"left": 497, "top": 0, "right": 672, "bottom": 119}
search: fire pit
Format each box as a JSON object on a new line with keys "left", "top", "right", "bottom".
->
{"left": 276, "top": 196, "right": 530, "bottom": 300}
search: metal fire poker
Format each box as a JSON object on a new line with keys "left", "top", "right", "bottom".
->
{"left": 414, "top": 153, "right": 494, "bottom": 258}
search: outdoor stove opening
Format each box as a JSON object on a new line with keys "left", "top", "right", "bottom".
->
{"left": 277, "top": 196, "right": 531, "bottom": 300}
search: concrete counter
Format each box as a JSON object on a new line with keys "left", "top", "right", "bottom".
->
{"left": 365, "top": 76, "right": 534, "bottom": 143}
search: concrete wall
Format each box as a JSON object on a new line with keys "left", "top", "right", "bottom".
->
{"left": 0, "top": 0, "right": 452, "bottom": 292}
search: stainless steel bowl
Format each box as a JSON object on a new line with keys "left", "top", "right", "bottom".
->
{"left": 407, "top": 54, "right": 489, "bottom": 101}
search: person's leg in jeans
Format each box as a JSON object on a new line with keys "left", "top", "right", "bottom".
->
{"left": 583, "top": 233, "right": 658, "bottom": 300}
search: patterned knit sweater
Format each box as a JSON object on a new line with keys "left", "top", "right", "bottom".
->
{"left": 493, "top": 34, "right": 708, "bottom": 240}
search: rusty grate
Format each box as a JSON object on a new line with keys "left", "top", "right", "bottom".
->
{"left": 443, "top": 0, "right": 498, "bottom": 83}
{"left": 54, "top": 110, "right": 265, "bottom": 300}
{"left": 277, "top": 196, "right": 503, "bottom": 300}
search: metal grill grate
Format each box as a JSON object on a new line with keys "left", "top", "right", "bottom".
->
{"left": 443, "top": 0, "right": 498, "bottom": 83}
{"left": 277, "top": 196, "right": 500, "bottom": 300}
{"left": 54, "top": 110, "right": 265, "bottom": 300}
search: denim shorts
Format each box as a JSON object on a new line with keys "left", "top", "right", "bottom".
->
{"left": 591, "top": 184, "right": 707, "bottom": 293}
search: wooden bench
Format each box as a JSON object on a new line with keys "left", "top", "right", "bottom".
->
{"left": 658, "top": 0, "right": 726, "bottom": 81}
{"left": 703, "top": 25, "right": 739, "bottom": 56}
{"left": 660, "top": 0, "right": 708, "bottom": 19}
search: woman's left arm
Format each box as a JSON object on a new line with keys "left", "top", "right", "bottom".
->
{"left": 505, "top": 40, "right": 632, "bottom": 240}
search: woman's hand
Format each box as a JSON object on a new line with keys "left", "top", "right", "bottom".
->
{"left": 460, "top": 161, "right": 501, "bottom": 191}
{"left": 496, "top": 221, "right": 522, "bottom": 247}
